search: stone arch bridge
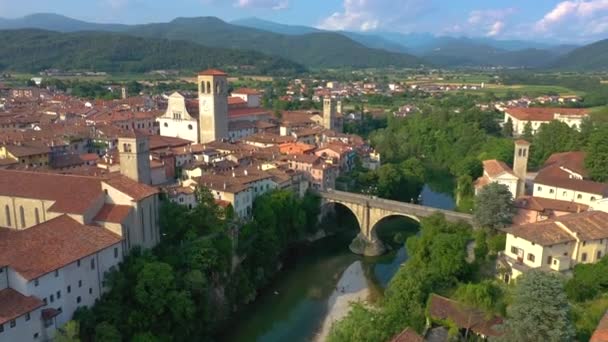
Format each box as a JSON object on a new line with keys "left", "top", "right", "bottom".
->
{"left": 320, "top": 190, "right": 473, "bottom": 256}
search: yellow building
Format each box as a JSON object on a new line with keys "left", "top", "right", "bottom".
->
{"left": 0, "top": 144, "right": 50, "bottom": 168}
{"left": 500, "top": 211, "right": 608, "bottom": 283}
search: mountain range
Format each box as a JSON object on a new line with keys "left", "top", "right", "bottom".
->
{"left": 0, "top": 13, "right": 606, "bottom": 72}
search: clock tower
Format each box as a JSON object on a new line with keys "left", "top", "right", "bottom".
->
{"left": 198, "top": 69, "right": 229, "bottom": 144}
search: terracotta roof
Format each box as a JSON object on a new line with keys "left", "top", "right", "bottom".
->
{"left": 514, "top": 139, "right": 531, "bottom": 146}
{"left": 0, "top": 170, "right": 104, "bottom": 215}
{"left": 103, "top": 175, "right": 159, "bottom": 201}
{"left": 543, "top": 151, "right": 587, "bottom": 177}
{"left": 506, "top": 107, "right": 588, "bottom": 121}
{"left": 232, "top": 88, "right": 261, "bottom": 95}
{"left": 228, "top": 96, "right": 247, "bottom": 106}
{"left": 94, "top": 204, "right": 132, "bottom": 223}
{"left": 503, "top": 220, "right": 575, "bottom": 246}
{"left": 229, "top": 107, "right": 270, "bottom": 119}
{"left": 390, "top": 328, "right": 424, "bottom": 342}
{"left": 514, "top": 196, "right": 588, "bottom": 214}
{"left": 0, "top": 289, "right": 44, "bottom": 325}
{"left": 3, "top": 144, "right": 50, "bottom": 157}
{"left": 591, "top": 310, "right": 608, "bottom": 342}
{"left": 535, "top": 169, "right": 608, "bottom": 195}
{"left": 198, "top": 69, "right": 227, "bottom": 76}
{"left": 428, "top": 294, "right": 503, "bottom": 337}
{"left": 483, "top": 159, "right": 516, "bottom": 178}
{"left": 557, "top": 211, "right": 608, "bottom": 241}
{"left": 0, "top": 215, "right": 122, "bottom": 280}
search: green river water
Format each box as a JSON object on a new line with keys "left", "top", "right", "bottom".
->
{"left": 224, "top": 185, "right": 454, "bottom": 342}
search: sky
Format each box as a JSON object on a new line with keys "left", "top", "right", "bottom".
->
{"left": 1, "top": 0, "right": 607, "bottom": 43}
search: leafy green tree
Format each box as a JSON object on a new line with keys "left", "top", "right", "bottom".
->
{"left": 502, "top": 118, "right": 514, "bottom": 137}
{"left": 473, "top": 183, "right": 516, "bottom": 229}
{"left": 95, "top": 322, "right": 121, "bottom": 342}
{"left": 454, "top": 280, "right": 505, "bottom": 314}
{"left": 55, "top": 321, "right": 81, "bottom": 342}
{"left": 585, "top": 124, "right": 608, "bottom": 182}
{"left": 531, "top": 121, "right": 580, "bottom": 167}
{"left": 496, "top": 270, "right": 574, "bottom": 342}
{"left": 565, "top": 256, "right": 608, "bottom": 302}
{"left": 522, "top": 121, "right": 534, "bottom": 141}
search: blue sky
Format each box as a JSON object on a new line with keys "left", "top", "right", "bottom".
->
{"left": 1, "top": 0, "right": 607, "bottom": 42}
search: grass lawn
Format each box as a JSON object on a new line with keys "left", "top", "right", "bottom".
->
{"left": 590, "top": 105, "right": 608, "bottom": 122}
{"left": 467, "top": 84, "right": 585, "bottom": 97}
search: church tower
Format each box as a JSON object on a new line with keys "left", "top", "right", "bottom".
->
{"left": 198, "top": 69, "right": 229, "bottom": 144}
{"left": 118, "top": 132, "right": 151, "bottom": 185}
{"left": 323, "top": 96, "right": 336, "bottom": 130}
{"left": 513, "top": 139, "right": 530, "bottom": 197}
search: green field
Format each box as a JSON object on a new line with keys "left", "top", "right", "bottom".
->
{"left": 467, "top": 84, "right": 585, "bottom": 97}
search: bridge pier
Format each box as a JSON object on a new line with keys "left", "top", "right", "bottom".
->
{"left": 349, "top": 233, "right": 386, "bottom": 257}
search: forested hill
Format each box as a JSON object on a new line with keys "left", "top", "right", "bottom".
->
{"left": 0, "top": 30, "right": 304, "bottom": 75}
{"left": 125, "top": 17, "right": 424, "bottom": 68}
{"left": 551, "top": 39, "right": 608, "bottom": 71}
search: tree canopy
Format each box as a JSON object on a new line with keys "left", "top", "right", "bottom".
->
{"left": 473, "top": 183, "right": 517, "bottom": 229}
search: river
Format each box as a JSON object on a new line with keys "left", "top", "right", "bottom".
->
{"left": 223, "top": 185, "right": 455, "bottom": 342}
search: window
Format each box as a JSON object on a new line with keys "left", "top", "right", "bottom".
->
{"left": 78, "top": 280, "right": 82, "bottom": 288}
{"left": 34, "top": 279, "right": 39, "bottom": 287}
{"left": 43, "top": 298, "right": 47, "bottom": 305}
{"left": 90, "top": 258, "right": 95, "bottom": 270}
{"left": 527, "top": 253, "right": 535, "bottom": 262}
{"left": 578, "top": 194, "right": 583, "bottom": 199}
{"left": 34, "top": 333, "right": 39, "bottom": 339}
{"left": 89, "top": 288, "right": 93, "bottom": 295}
{"left": 598, "top": 251, "right": 603, "bottom": 260}
{"left": 25, "top": 313, "right": 30, "bottom": 321}
{"left": 564, "top": 252, "right": 568, "bottom": 256}
{"left": 537, "top": 186, "right": 542, "bottom": 192}
{"left": 547, "top": 256, "right": 553, "bottom": 265}
{"left": 510, "top": 246, "right": 518, "bottom": 254}
{"left": 562, "top": 191, "right": 567, "bottom": 196}
{"left": 19, "top": 206, "right": 25, "bottom": 228}
{"left": 114, "top": 247, "right": 119, "bottom": 258}
{"left": 549, "top": 189, "right": 555, "bottom": 194}
{"left": 582, "top": 253, "right": 588, "bottom": 262}
{"left": 0, "top": 323, "right": 3, "bottom": 333}
{"left": 77, "top": 259, "right": 81, "bottom": 267}
{"left": 67, "top": 286, "right": 71, "bottom": 294}
{"left": 34, "top": 208, "right": 40, "bottom": 225}
{"left": 164, "top": 122, "right": 168, "bottom": 128}
{"left": 4, "top": 205, "right": 10, "bottom": 226}
{"left": 54, "top": 270, "right": 59, "bottom": 277}
{"left": 188, "top": 124, "right": 193, "bottom": 130}
{"left": 76, "top": 296, "right": 81, "bottom": 304}
{"left": 50, "top": 295, "right": 54, "bottom": 303}
{"left": 57, "top": 291, "right": 61, "bottom": 299}
{"left": 591, "top": 197, "right": 597, "bottom": 202}
{"left": 583, "top": 241, "right": 587, "bottom": 246}
{"left": 9, "top": 320, "right": 15, "bottom": 328}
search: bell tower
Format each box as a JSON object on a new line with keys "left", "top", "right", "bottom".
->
{"left": 198, "top": 69, "right": 229, "bottom": 144}
{"left": 118, "top": 131, "right": 151, "bottom": 185}
{"left": 323, "top": 96, "right": 336, "bottom": 130}
{"left": 513, "top": 139, "right": 530, "bottom": 197}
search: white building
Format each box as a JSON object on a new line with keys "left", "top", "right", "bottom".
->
{"left": 231, "top": 88, "right": 262, "bottom": 108}
{"left": 504, "top": 107, "right": 589, "bottom": 135}
{"left": 157, "top": 92, "right": 199, "bottom": 143}
{"left": 533, "top": 151, "right": 608, "bottom": 207}
{"left": 475, "top": 160, "right": 519, "bottom": 199}
{"left": 500, "top": 211, "right": 608, "bottom": 282}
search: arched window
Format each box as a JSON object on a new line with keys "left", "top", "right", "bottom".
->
{"left": 188, "top": 124, "right": 193, "bottom": 130}
{"left": 19, "top": 206, "right": 25, "bottom": 228}
{"left": 216, "top": 82, "right": 221, "bottom": 94}
{"left": 201, "top": 81, "right": 206, "bottom": 93}
{"left": 206, "top": 82, "right": 211, "bottom": 94}
{"left": 5, "top": 205, "right": 10, "bottom": 227}
{"left": 34, "top": 208, "right": 40, "bottom": 225}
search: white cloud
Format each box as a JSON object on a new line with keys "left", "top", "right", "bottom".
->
{"left": 235, "top": 0, "right": 289, "bottom": 10}
{"left": 318, "top": 0, "right": 431, "bottom": 32}
{"left": 534, "top": 0, "right": 608, "bottom": 40}
{"left": 464, "top": 8, "right": 515, "bottom": 37}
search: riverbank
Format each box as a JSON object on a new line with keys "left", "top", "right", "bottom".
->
{"left": 315, "top": 261, "right": 370, "bottom": 342}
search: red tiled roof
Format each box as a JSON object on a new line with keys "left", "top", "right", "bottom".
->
{"left": 390, "top": 328, "right": 424, "bottom": 342}
{"left": 94, "top": 204, "right": 132, "bottom": 223}
{"left": 483, "top": 159, "right": 516, "bottom": 178}
{"left": 591, "top": 310, "right": 608, "bottom": 342}
{"left": 543, "top": 151, "right": 587, "bottom": 177}
{"left": 428, "top": 294, "right": 503, "bottom": 337}
{"left": 503, "top": 220, "right": 575, "bottom": 246}
{"left": 228, "top": 107, "right": 270, "bottom": 119}
{"left": 0, "top": 170, "right": 104, "bottom": 215}
{"left": 104, "top": 175, "right": 159, "bottom": 201}
{"left": 0, "top": 215, "right": 122, "bottom": 280}
{"left": 0, "top": 289, "right": 44, "bottom": 325}
{"left": 514, "top": 196, "right": 588, "bottom": 214}
{"left": 506, "top": 107, "right": 588, "bottom": 121}
{"left": 198, "top": 69, "right": 227, "bottom": 76}
{"left": 232, "top": 88, "right": 261, "bottom": 95}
